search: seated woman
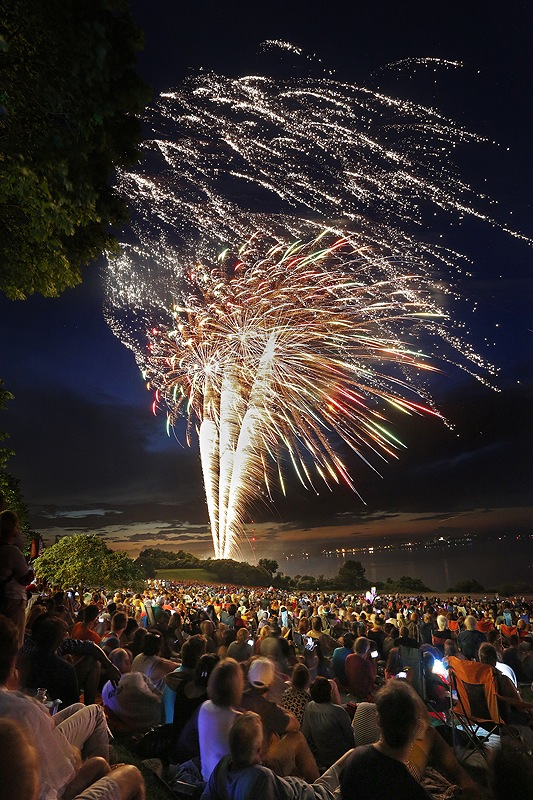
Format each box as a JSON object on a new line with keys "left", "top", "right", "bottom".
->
{"left": 198, "top": 658, "right": 244, "bottom": 781}
{"left": 227, "top": 627, "right": 253, "bottom": 662}
{"left": 131, "top": 632, "right": 176, "bottom": 692}
{"left": 102, "top": 648, "right": 162, "bottom": 734}
{"left": 172, "top": 653, "right": 219, "bottom": 761}
{"left": 301, "top": 676, "right": 354, "bottom": 771}
{"left": 281, "top": 663, "right": 311, "bottom": 725}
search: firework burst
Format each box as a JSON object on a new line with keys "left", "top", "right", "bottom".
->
{"left": 126, "top": 232, "right": 486, "bottom": 559}
{"left": 105, "top": 60, "right": 522, "bottom": 559}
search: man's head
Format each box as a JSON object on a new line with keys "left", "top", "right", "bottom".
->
{"left": 479, "top": 643, "right": 498, "bottom": 667}
{"left": 32, "top": 614, "right": 67, "bottom": 654}
{"left": 354, "top": 636, "right": 370, "bottom": 655}
{"left": 83, "top": 605, "right": 100, "bottom": 625}
{"left": 375, "top": 681, "right": 421, "bottom": 751}
{"left": 248, "top": 657, "right": 275, "bottom": 691}
{"left": 343, "top": 632, "right": 355, "bottom": 650}
{"left": 111, "top": 612, "right": 127, "bottom": 633}
{"left": 309, "top": 676, "right": 332, "bottom": 704}
{"left": 109, "top": 648, "right": 132, "bottom": 674}
{"left": 229, "top": 712, "right": 263, "bottom": 769}
{"left": 464, "top": 615, "right": 477, "bottom": 631}
{"left": 444, "top": 639, "right": 458, "bottom": 657}
{"left": 142, "top": 633, "right": 162, "bottom": 657}
{"left": 181, "top": 634, "right": 207, "bottom": 668}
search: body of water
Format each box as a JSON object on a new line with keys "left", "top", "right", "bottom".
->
{"left": 274, "top": 536, "right": 532, "bottom": 592}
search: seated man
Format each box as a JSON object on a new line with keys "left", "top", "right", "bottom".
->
{"left": 241, "top": 657, "right": 319, "bottom": 782}
{"left": 100, "top": 612, "right": 128, "bottom": 655}
{"left": 479, "top": 643, "right": 533, "bottom": 727}
{"left": 0, "top": 717, "right": 145, "bottom": 800}
{"left": 102, "top": 648, "right": 162, "bottom": 734}
{"left": 344, "top": 637, "right": 376, "bottom": 700}
{"left": 17, "top": 613, "right": 80, "bottom": 709}
{"left": 0, "top": 616, "right": 112, "bottom": 800}
{"left": 331, "top": 633, "right": 354, "bottom": 687}
{"left": 502, "top": 635, "right": 528, "bottom": 682}
{"left": 340, "top": 682, "right": 432, "bottom": 800}
{"left": 18, "top": 608, "right": 120, "bottom": 706}
{"left": 457, "top": 616, "right": 487, "bottom": 661}
{"left": 203, "top": 711, "right": 350, "bottom": 800}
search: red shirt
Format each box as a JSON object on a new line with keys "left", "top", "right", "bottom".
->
{"left": 71, "top": 622, "right": 101, "bottom": 645}
{"left": 345, "top": 653, "right": 376, "bottom": 700}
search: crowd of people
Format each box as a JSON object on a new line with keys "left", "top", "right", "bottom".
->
{"left": 1, "top": 507, "right": 533, "bottom": 799}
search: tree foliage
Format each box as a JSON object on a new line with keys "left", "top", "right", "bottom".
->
{"left": 0, "top": 382, "right": 30, "bottom": 540}
{"left": 0, "top": 0, "right": 149, "bottom": 299}
{"left": 34, "top": 533, "right": 144, "bottom": 590}
{"left": 393, "top": 575, "right": 432, "bottom": 593}
{"left": 257, "top": 558, "right": 279, "bottom": 577}
{"left": 446, "top": 579, "right": 484, "bottom": 594}
{"left": 204, "top": 558, "right": 271, "bottom": 586}
{"left": 335, "top": 560, "right": 369, "bottom": 590}
{"left": 135, "top": 547, "right": 200, "bottom": 579}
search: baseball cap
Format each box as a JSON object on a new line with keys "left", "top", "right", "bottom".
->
{"left": 248, "top": 658, "right": 275, "bottom": 688}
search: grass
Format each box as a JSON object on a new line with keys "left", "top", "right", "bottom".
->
{"left": 155, "top": 567, "right": 217, "bottom": 582}
{"left": 113, "top": 742, "right": 174, "bottom": 800}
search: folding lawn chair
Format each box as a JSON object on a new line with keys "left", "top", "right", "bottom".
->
{"left": 399, "top": 645, "right": 426, "bottom": 702}
{"left": 447, "top": 656, "right": 513, "bottom": 762}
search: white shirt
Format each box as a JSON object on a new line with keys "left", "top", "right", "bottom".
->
{"left": 102, "top": 673, "right": 162, "bottom": 732}
{"left": 198, "top": 700, "right": 240, "bottom": 781}
{"left": 0, "top": 689, "right": 76, "bottom": 799}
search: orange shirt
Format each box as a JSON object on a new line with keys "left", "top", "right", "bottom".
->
{"left": 71, "top": 622, "right": 102, "bottom": 645}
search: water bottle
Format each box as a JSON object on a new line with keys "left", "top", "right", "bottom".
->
{"left": 35, "top": 688, "right": 48, "bottom": 704}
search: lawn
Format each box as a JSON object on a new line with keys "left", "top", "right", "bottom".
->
{"left": 155, "top": 567, "right": 218, "bottom": 583}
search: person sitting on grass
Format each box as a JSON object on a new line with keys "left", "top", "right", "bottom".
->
{"left": 102, "top": 648, "right": 162, "bottom": 734}
{"left": 0, "top": 717, "right": 145, "bottom": 800}
{"left": 203, "top": 711, "right": 351, "bottom": 800}
{"left": 0, "top": 616, "right": 114, "bottom": 800}
{"left": 18, "top": 613, "right": 80, "bottom": 709}
{"left": 301, "top": 676, "right": 354, "bottom": 770}
{"left": 344, "top": 637, "right": 376, "bottom": 701}
{"left": 131, "top": 631, "right": 176, "bottom": 692}
{"left": 341, "top": 681, "right": 433, "bottom": 800}
{"left": 241, "top": 657, "right": 319, "bottom": 782}
{"left": 281, "top": 663, "right": 311, "bottom": 725}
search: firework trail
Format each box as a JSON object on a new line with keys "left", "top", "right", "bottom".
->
{"left": 105, "top": 58, "right": 520, "bottom": 559}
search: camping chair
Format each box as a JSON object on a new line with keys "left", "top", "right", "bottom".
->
{"left": 399, "top": 645, "right": 426, "bottom": 702}
{"left": 499, "top": 624, "right": 517, "bottom": 646}
{"left": 447, "top": 656, "right": 509, "bottom": 762}
{"left": 447, "top": 619, "right": 460, "bottom": 638}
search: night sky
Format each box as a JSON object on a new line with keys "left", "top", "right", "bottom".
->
{"left": 2, "top": 2, "right": 532, "bottom": 577}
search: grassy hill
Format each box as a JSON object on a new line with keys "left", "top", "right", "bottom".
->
{"left": 155, "top": 567, "right": 218, "bottom": 583}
